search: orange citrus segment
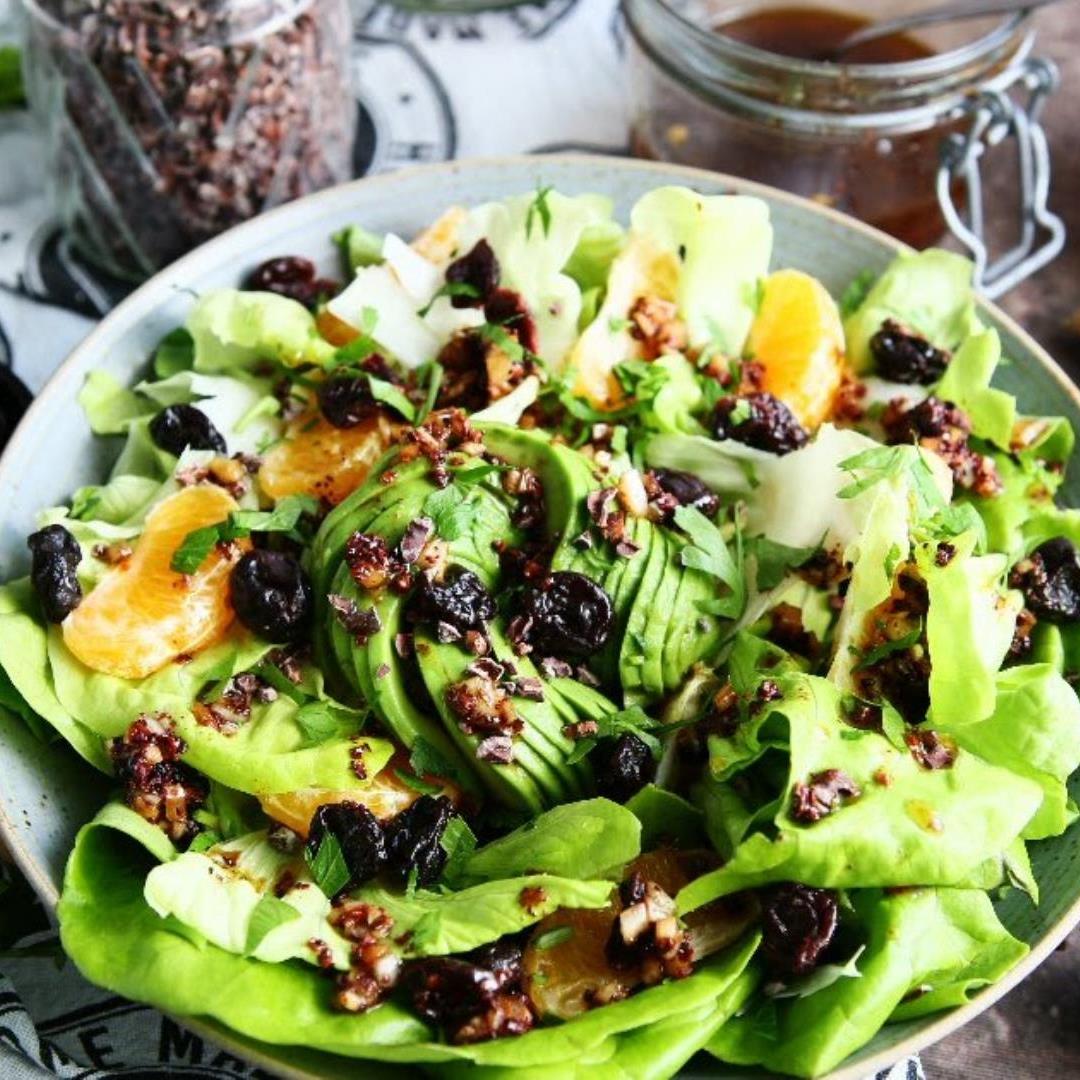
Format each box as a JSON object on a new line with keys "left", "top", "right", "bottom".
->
{"left": 259, "top": 764, "right": 462, "bottom": 836}
{"left": 63, "top": 485, "right": 245, "bottom": 680}
{"left": 746, "top": 268, "right": 846, "bottom": 430}
{"left": 259, "top": 411, "right": 399, "bottom": 506}
{"left": 316, "top": 308, "right": 360, "bottom": 348}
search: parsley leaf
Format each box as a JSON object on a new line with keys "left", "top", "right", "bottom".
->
{"left": 423, "top": 486, "right": 481, "bottom": 541}
{"left": 439, "top": 816, "right": 478, "bottom": 886}
{"left": 410, "top": 737, "right": 462, "bottom": 783}
{"left": 170, "top": 524, "right": 224, "bottom": 575}
{"left": 393, "top": 769, "right": 443, "bottom": 796}
{"left": 673, "top": 505, "right": 745, "bottom": 618}
{"left": 416, "top": 361, "right": 444, "bottom": 424}
{"left": 305, "top": 830, "right": 351, "bottom": 897}
{"left": 854, "top": 624, "right": 923, "bottom": 672}
{"left": 244, "top": 894, "right": 301, "bottom": 954}
{"left": 565, "top": 705, "right": 661, "bottom": 765}
{"left": 525, "top": 185, "right": 554, "bottom": 239}
{"left": 294, "top": 701, "right": 364, "bottom": 746}
{"left": 749, "top": 536, "right": 821, "bottom": 590}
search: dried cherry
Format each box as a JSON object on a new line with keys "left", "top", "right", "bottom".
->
{"left": 445, "top": 240, "right": 500, "bottom": 308}
{"left": 246, "top": 255, "right": 337, "bottom": 307}
{"left": 307, "top": 801, "right": 385, "bottom": 889}
{"left": 149, "top": 404, "right": 227, "bottom": 456}
{"left": 593, "top": 733, "right": 655, "bottom": 803}
{"left": 713, "top": 393, "right": 808, "bottom": 455}
{"left": 317, "top": 375, "right": 380, "bottom": 428}
{"left": 761, "top": 882, "right": 839, "bottom": 976}
{"left": 406, "top": 569, "right": 496, "bottom": 636}
{"left": 1010, "top": 537, "right": 1080, "bottom": 623}
{"left": 649, "top": 468, "right": 720, "bottom": 518}
{"left": 230, "top": 550, "right": 313, "bottom": 642}
{"left": 870, "top": 320, "right": 950, "bottom": 385}
{"left": 402, "top": 956, "right": 500, "bottom": 1026}
{"left": 383, "top": 795, "right": 456, "bottom": 887}
{"left": 518, "top": 571, "right": 613, "bottom": 658}
{"left": 27, "top": 524, "right": 83, "bottom": 623}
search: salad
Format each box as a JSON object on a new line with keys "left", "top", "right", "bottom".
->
{"left": 3, "top": 184, "right": 1080, "bottom": 1079}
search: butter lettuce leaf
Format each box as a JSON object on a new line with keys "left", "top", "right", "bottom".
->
{"left": 933, "top": 329, "right": 1016, "bottom": 450}
{"left": 708, "top": 887, "right": 1025, "bottom": 1077}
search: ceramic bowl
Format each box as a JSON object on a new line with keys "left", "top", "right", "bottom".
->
{"left": 2, "top": 155, "right": 1078, "bottom": 1079}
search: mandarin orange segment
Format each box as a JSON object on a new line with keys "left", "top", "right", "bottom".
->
{"left": 316, "top": 308, "right": 360, "bottom": 348}
{"left": 259, "top": 411, "right": 399, "bottom": 506}
{"left": 260, "top": 780, "right": 417, "bottom": 836}
{"left": 747, "top": 269, "right": 846, "bottom": 430}
{"left": 62, "top": 485, "right": 245, "bottom": 680}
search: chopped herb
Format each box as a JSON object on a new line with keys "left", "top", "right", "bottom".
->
{"left": 525, "top": 185, "right": 554, "bottom": 239}
{"left": 883, "top": 542, "right": 903, "bottom": 580}
{"left": 416, "top": 361, "right": 444, "bottom": 424}
{"left": 533, "top": 925, "right": 573, "bottom": 950}
{"left": 294, "top": 701, "right": 364, "bottom": 746}
{"left": 423, "top": 486, "right": 481, "bottom": 541}
{"left": 608, "top": 316, "right": 632, "bottom": 334}
{"left": 170, "top": 524, "right": 223, "bottom": 575}
{"left": 854, "top": 624, "right": 923, "bottom": 672}
{"left": 393, "top": 768, "right": 443, "bottom": 796}
{"left": 750, "top": 536, "right": 823, "bottom": 590}
{"left": 439, "top": 815, "right": 478, "bottom": 886}
{"left": 305, "top": 830, "right": 351, "bottom": 898}
{"left": 728, "top": 399, "right": 753, "bottom": 426}
{"left": 244, "top": 894, "right": 301, "bottom": 954}
{"left": 418, "top": 282, "right": 481, "bottom": 317}
{"left": 673, "top": 505, "right": 745, "bottom": 618}
{"left": 565, "top": 705, "right": 662, "bottom": 765}
{"left": 410, "top": 737, "right": 462, "bottom": 785}
{"left": 367, "top": 375, "right": 417, "bottom": 422}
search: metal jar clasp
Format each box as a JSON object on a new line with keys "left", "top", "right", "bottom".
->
{"left": 936, "top": 57, "right": 1065, "bottom": 299}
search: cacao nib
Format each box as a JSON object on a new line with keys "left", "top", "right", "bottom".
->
{"left": 446, "top": 676, "right": 521, "bottom": 738}
{"left": 149, "top": 404, "right": 227, "bottom": 456}
{"left": 307, "top": 802, "right": 385, "bottom": 890}
{"left": 344, "top": 532, "right": 396, "bottom": 590}
{"left": 594, "top": 734, "right": 656, "bottom": 803}
{"left": 328, "top": 594, "right": 382, "bottom": 645}
{"left": 230, "top": 550, "right": 313, "bottom": 642}
{"left": 761, "top": 883, "right": 839, "bottom": 976}
{"left": 27, "top": 524, "right": 83, "bottom": 623}
{"left": 791, "top": 769, "right": 860, "bottom": 824}
{"left": 476, "top": 735, "right": 514, "bottom": 764}
{"left": 445, "top": 239, "right": 500, "bottom": 307}
{"left": 517, "top": 572, "right": 613, "bottom": 659}
{"left": 713, "top": 393, "right": 808, "bottom": 456}
{"left": 407, "top": 569, "right": 496, "bottom": 636}
{"left": 399, "top": 518, "right": 435, "bottom": 565}
{"left": 1010, "top": 538, "right": 1080, "bottom": 623}
{"left": 869, "top": 320, "right": 951, "bottom": 385}
{"left": 905, "top": 729, "right": 957, "bottom": 770}
{"left": 383, "top": 795, "right": 456, "bottom": 887}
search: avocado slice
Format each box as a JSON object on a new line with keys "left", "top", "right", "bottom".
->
{"left": 619, "top": 526, "right": 672, "bottom": 703}
{"left": 413, "top": 632, "right": 551, "bottom": 814}
{"left": 638, "top": 530, "right": 684, "bottom": 699}
{"left": 591, "top": 516, "right": 653, "bottom": 686}
{"left": 477, "top": 424, "right": 596, "bottom": 551}
{"left": 662, "top": 546, "right": 725, "bottom": 692}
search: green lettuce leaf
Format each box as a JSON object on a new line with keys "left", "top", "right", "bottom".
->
{"left": 678, "top": 673, "right": 1042, "bottom": 913}
{"left": 459, "top": 799, "right": 641, "bottom": 884}
{"left": 187, "top": 289, "right": 335, "bottom": 372}
{"left": 917, "top": 529, "right": 1020, "bottom": 726}
{"left": 933, "top": 329, "right": 1016, "bottom": 449}
{"left": 708, "top": 887, "right": 1025, "bottom": 1077}
{"left": 629, "top": 186, "right": 772, "bottom": 355}
{"left": 843, "top": 249, "right": 981, "bottom": 372}
{"left": 357, "top": 876, "right": 613, "bottom": 956}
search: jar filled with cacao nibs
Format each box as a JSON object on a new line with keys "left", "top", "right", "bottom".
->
{"left": 20, "top": 0, "right": 355, "bottom": 280}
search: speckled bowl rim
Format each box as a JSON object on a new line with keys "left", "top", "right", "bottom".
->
{"left": 2, "top": 153, "right": 1078, "bottom": 1080}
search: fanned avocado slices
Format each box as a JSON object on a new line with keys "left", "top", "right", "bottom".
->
{"left": 620, "top": 524, "right": 672, "bottom": 702}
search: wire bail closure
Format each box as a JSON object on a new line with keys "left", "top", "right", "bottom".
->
{"left": 937, "top": 57, "right": 1065, "bottom": 299}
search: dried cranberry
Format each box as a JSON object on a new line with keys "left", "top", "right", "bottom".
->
{"left": 27, "top": 524, "right": 83, "bottom": 623}
{"left": 445, "top": 240, "right": 500, "bottom": 308}
{"left": 649, "top": 468, "right": 720, "bottom": 518}
{"left": 246, "top": 255, "right": 336, "bottom": 307}
{"left": 317, "top": 376, "right": 381, "bottom": 428}
{"left": 870, "top": 320, "right": 951, "bottom": 385}
{"left": 484, "top": 288, "right": 539, "bottom": 354}
{"left": 307, "top": 801, "right": 385, "bottom": 889}
{"left": 402, "top": 957, "right": 500, "bottom": 1026}
{"left": 594, "top": 733, "right": 655, "bottom": 803}
{"left": 518, "top": 572, "right": 613, "bottom": 658}
{"left": 383, "top": 795, "right": 456, "bottom": 887}
{"left": 1010, "top": 538, "right": 1080, "bottom": 623}
{"left": 149, "top": 404, "right": 227, "bottom": 456}
{"left": 713, "top": 393, "right": 808, "bottom": 455}
{"left": 761, "top": 883, "right": 839, "bottom": 976}
{"left": 230, "top": 550, "right": 313, "bottom": 642}
{"left": 406, "top": 569, "right": 496, "bottom": 636}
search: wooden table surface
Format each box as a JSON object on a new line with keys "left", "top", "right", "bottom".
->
{"left": 925, "top": 10, "right": 1080, "bottom": 1076}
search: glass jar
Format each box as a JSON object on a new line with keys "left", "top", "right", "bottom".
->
{"left": 624, "top": 0, "right": 1044, "bottom": 251}
{"left": 19, "top": 0, "right": 356, "bottom": 281}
